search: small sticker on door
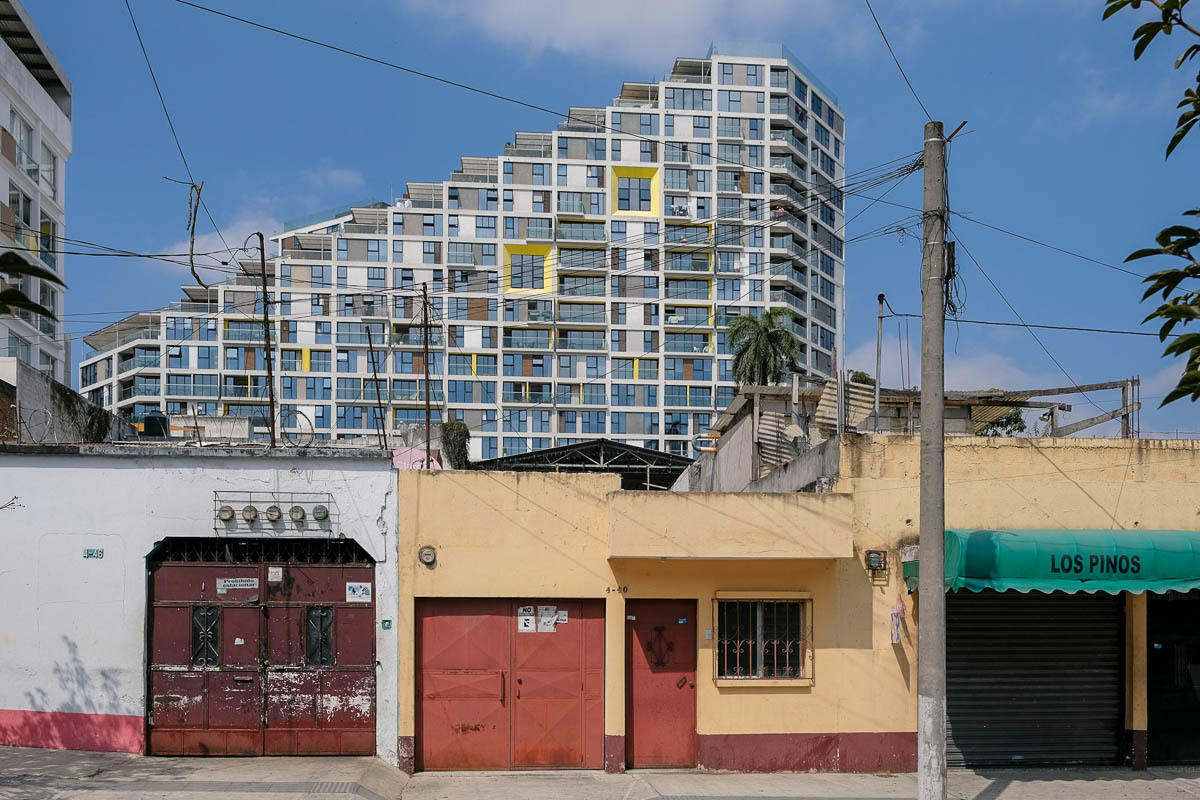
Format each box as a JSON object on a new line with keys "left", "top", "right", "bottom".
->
{"left": 517, "top": 611, "right": 536, "bottom": 633}
{"left": 556, "top": 609, "right": 568, "bottom": 624}
{"left": 627, "top": 615, "right": 637, "bottom": 621}
{"left": 216, "top": 577, "right": 258, "bottom": 591}
{"left": 267, "top": 566, "right": 283, "bottom": 582}
{"left": 346, "top": 582, "right": 372, "bottom": 603}
{"left": 537, "top": 605, "right": 557, "bottom": 632}
{"left": 234, "top": 637, "right": 244, "bottom": 645}
{"left": 678, "top": 618, "right": 688, "bottom": 624}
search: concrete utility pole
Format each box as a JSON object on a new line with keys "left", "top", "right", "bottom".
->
{"left": 875, "top": 293, "right": 885, "bottom": 433}
{"left": 421, "top": 283, "right": 432, "bottom": 469}
{"left": 917, "top": 120, "right": 948, "bottom": 800}
{"left": 255, "top": 232, "right": 276, "bottom": 448}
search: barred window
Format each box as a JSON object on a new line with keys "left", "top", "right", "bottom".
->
{"left": 192, "top": 606, "right": 219, "bottom": 667}
{"left": 306, "top": 606, "right": 334, "bottom": 666}
{"left": 715, "top": 599, "right": 808, "bottom": 679}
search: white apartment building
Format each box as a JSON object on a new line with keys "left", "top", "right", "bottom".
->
{"left": 0, "top": 0, "right": 71, "bottom": 383}
{"left": 79, "top": 42, "right": 845, "bottom": 459}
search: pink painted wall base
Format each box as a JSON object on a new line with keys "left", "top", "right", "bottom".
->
{"left": 0, "top": 709, "right": 144, "bottom": 754}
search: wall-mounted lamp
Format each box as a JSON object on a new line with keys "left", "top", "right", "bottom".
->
{"left": 865, "top": 550, "right": 888, "bottom": 571}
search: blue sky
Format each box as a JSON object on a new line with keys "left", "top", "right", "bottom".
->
{"left": 30, "top": 0, "right": 1199, "bottom": 434}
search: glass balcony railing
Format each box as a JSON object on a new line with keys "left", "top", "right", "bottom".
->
{"left": 393, "top": 331, "right": 444, "bottom": 346}
{"left": 224, "top": 328, "right": 275, "bottom": 342}
{"left": 771, "top": 290, "right": 807, "bottom": 313}
{"left": 770, "top": 156, "right": 807, "bottom": 182}
{"left": 557, "top": 198, "right": 584, "bottom": 214}
{"left": 556, "top": 226, "right": 606, "bottom": 241}
{"left": 557, "top": 335, "right": 606, "bottom": 350}
{"left": 557, "top": 308, "right": 605, "bottom": 323}
{"left": 222, "top": 386, "right": 270, "bottom": 398}
{"left": 770, "top": 263, "right": 808, "bottom": 286}
{"left": 664, "top": 312, "right": 710, "bottom": 326}
{"left": 770, "top": 237, "right": 806, "bottom": 257}
{"left": 559, "top": 284, "right": 605, "bottom": 297}
{"left": 771, "top": 182, "right": 807, "bottom": 206}
{"left": 503, "top": 334, "right": 551, "bottom": 349}
{"left": 770, "top": 129, "right": 806, "bottom": 153}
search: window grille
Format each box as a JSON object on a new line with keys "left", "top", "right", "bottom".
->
{"left": 306, "top": 606, "right": 334, "bottom": 666}
{"left": 192, "top": 606, "right": 219, "bottom": 667}
{"left": 714, "top": 599, "right": 807, "bottom": 679}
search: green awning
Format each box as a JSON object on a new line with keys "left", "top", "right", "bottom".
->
{"left": 904, "top": 529, "right": 1200, "bottom": 594}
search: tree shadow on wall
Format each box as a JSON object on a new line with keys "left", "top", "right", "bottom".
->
{"left": 0, "top": 636, "right": 187, "bottom": 779}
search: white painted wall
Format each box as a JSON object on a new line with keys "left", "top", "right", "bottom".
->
{"left": 0, "top": 446, "right": 400, "bottom": 764}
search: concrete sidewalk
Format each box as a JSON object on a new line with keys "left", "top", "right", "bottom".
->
{"left": 3, "top": 748, "right": 1200, "bottom": 800}
{"left": 403, "top": 767, "right": 1200, "bottom": 800}
{"left": 0, "top": 746, "right": 407, "bottom": 800}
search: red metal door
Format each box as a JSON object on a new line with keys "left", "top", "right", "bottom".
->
{"left": 147, "top": 539, "right": 376, "bottom": 757}
{"left": 510, "top": 600, "right": 604, "bottom": 769}
{"left": 416, "top": 599, "right": 511, "bottom": 770}
{"left": 148, "top": 563, "right": 264, "bottom": 755}
{"left": 626, "top": 600, "right": 697, "bottom": 767}
{"left": 264, "top": 564, "right": 376, "bottom": 755}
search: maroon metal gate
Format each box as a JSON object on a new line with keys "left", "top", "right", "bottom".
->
{"left": 416, "top": 598, "right": 604, "bottom": 771}
{"left": 147, "top": 538, "right": 376, "bottom": 756}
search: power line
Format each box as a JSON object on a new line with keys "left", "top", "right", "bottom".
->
{"left": 951, "top": 211, "right": 1146, "bottom": 279}
{"left": 950, "top": 230, "right": 1108, "bottom": 414}
{"left": 862, "top": 0, "right": 932, "bottom": 122}
{"left": 123, "top": 0, "right": 238, "bottom": 267}
{"left": 884, "top": 312, "right": 1176, "bottom": 339}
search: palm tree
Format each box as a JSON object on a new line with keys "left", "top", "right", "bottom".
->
{"left": 727, "top": 307, "right": 801, "bottom": 386}
{"left": 0, "top": 251, "right": 63, "bottom": 320}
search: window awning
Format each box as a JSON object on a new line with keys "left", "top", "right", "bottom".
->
{"left": 902, "top": 530, "right": 1200, "bottom": 594}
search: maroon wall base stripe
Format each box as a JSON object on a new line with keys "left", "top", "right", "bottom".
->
{"left": 604, "top": 734, "right": 625, "bottom": 773}
{"left": 697, "top": 732, "right": 916, "bottom": 773}
{"left": 398, "top": 735, "right": 416, "bottom": 775}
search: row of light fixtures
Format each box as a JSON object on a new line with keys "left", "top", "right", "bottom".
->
{"left": 217, "top": 504, "right": 329, "bottom": 523}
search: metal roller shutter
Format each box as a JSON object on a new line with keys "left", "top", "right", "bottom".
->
{"left": 946, "top": 590, "right": 1123, "bottom": 766}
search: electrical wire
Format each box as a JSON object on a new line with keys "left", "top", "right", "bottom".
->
{"left": 951, "top": 211, "right": 1146, "bottom": 279}
{"left": 123, "top": 0, "right": 239, "bottom": 267}
{"left": 862, "top": 0, "right": 932, "bottom": 122}
{"left": 950, "top": 228, "right": 1108, "bottom": 414}
{"left": 882, "top": 311, "right": 1177, "bottom": 339}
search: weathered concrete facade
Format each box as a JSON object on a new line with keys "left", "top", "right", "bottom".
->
{"left": 0, "top": 445, "right": 400, "bottom": 764}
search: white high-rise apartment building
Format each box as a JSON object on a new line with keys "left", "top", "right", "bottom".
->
{"left": 79, "top": 43, "right": 845, "bottom": 459}
{"left": 0, "top": 0, "right": 72, "bottom": 384}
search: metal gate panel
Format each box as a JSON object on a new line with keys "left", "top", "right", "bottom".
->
{"left": 510, "top": 599, "right": 604, "bottom": 769}
{"left": 417, "top": 599, "right": 511, "bottom": 771}
{"left": 148, "top": 541, "right": 376, "bottom": 757}
{"left": 946, "top": 590, "right": 1123, "bottom": 766}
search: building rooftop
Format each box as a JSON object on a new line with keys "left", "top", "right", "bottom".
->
{"left": 707, "top": 40, "right": 839, "bottom": 105}
{"left": 0, "top": 0, "right": 71, "bottom": 118}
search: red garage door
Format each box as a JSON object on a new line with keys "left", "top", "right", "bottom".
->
{"left": 147, "top": 538, "right": 376, "bottom": 756}
{"left": 416, "top": 599, "right": 603, "bottom": 771}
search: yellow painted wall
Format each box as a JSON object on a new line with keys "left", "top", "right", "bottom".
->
{"left": 502, "top": 243, "right": 553, "bottom": 294}
{"left": 397, "top": 437, "right": 1200, "bottom": 746}
{"left": 609, "top": 166, "right": 661, "bottom": 218}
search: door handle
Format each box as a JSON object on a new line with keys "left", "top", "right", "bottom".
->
{"left": 676, "top": 676, "right": 687, "bottom": 689}
{"left": 516, "top": 677, "right": 522, "bottom": 699}
{"left": 234, "top": 676, "right": 254, "bottom": 683}
{"left": 499, "top": 672, "right": 505, "bottom": 704}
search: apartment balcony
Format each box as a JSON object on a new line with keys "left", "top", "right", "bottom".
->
{"left": 224, "top": 328, "right": 276, "bottom": 342}
{"left": 223, "top": 386, "right": 270, "bottom": 399}
{"left": 716, "top": 180, "right": 741, "bottom": 194}
{"left": 770, "top": 290, "right": 808, "bottom": 314}
{"left": 770, "top": 262, "right": 808, "bottom": 287}
{"left": 559, "top": 285, "right": 606, "bottom": 298}
{"left": 663, "top": 341, "right": 712, "bottom": 354}
{"left": 166, "top": 383, "right": 221, "bottom": 398}
{"left": 665, "top": 203, "right": 692, "bottom": 218}
{"left": 503, "top": 390, "right": 553, "bottom": 403}
{"left": 527, "top": 225, "right": 555, "bottom": 241}
{"left": 503, "top": 334, "right": 551, "bottom": 349}
{"left": 557, "top": 334, "right": 606, "bottom": 351}
{"left": 556, "top": 227, "right": 607, "bottom": 242}
{"left": 664, "top": 258, "right": 711, "bottom": 274}
{"left": 336, "top": 331, "right": 388, "bottom": 345}
{"left": 392, "top": 331, "right": 444, "bottom": 346}
{"left": 770, "top": 156, "right": 808, "bottom": 184}
{"left": 556, "top": 198, "right": 585, "bottom": 215}
{"left": 716, "top": 122, "right": 743, "bottom": 140}
{"left": 770, "top": 237, "right": 806, "bottom": 259}
{"left": 664, "top": 311, "right": 710, "bottom": 327}
{"left": 770, "top": 129, "right": 807, "bottom": 156}
{"left": 504, "top": 143, "right": 554, "bottom": 158}
{"left": 785, "top": 317, "right": 808, "bottom": 340}
{"left": 770, "top": 181, "right": 808, "bottom": 208}
{"left": 281, "top": 248, "right": 332, "bottom": 261}
{"left": 556, "top": 308, "right": 606, "bottom": 324}
{"left": 770, "top": 210, "right": 807, "bottom": 238}
{"left": 165, "top": 302, "right": 219, "bottom": 313}
{"left": 664, "top": 230, "right": 711, "bottom": 249}
{"left": 666, "top": 72, "right": 710, "bottom": 84}
{"left": 339, "top": 223, "right": 387, "bottom": 235}
{"left": 118, "top": 385, "right": 161, "bottom": 400}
